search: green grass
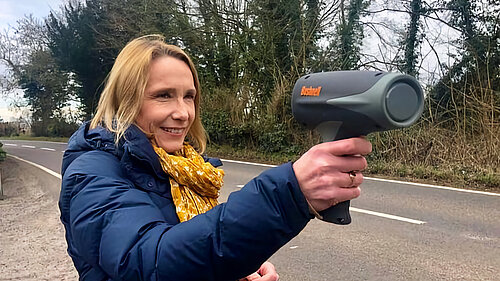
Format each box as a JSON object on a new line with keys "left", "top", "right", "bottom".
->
{"left": 205, "top": 144, "right": 299, "bottom": 165}
{"left": 1, "top": 136, "right": 497, "bottom": 192}
{"left": 0, "top": 135, "right": 69, "bottom": 143}
{"left": 206, "top": 144, "right": 500, "bottom": 193}
{"left": 0, "top": 147, "right": 6, "bottom": 162}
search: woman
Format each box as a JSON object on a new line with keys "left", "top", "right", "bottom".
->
{"left": 59, "top": 34, "right": 371, "bottom": 281}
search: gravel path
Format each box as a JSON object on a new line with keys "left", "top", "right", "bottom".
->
{"left": 0, "top": 158, "right": 78, "bottom": 280}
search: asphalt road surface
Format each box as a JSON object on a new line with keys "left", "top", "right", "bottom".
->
{"left": 2, "top": 139, "right": 499, "bottom": 281}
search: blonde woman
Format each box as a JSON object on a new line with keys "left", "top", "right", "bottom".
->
{"left": 60, "top": 35, "right": 371, "bottom": 281}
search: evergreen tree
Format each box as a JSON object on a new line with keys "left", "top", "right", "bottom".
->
{"left": 46, "top": 1, "right": 109, "bottom": 119}
{"left": 398, "top": 0, "right": 425, "bottom": 77}
{"left": 327, "top": 0, "right": 369, "bottom": 70}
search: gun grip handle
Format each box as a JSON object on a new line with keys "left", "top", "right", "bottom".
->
{"left": 318, "top": 200, "right": 351, "bottom": 225}
{"left": 316, "top": 124, "right": 356, "bottom": 225}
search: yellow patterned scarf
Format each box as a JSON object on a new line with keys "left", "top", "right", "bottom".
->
{"left": 154, "top": 144, "right": 224, "bottom": 222}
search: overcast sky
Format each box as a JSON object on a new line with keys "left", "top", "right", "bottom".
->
{"left": 0, "top": 0, "right": 64, "bottom": 120}
{"left": 0, "top": 0, "right": 63, "bottom": 30}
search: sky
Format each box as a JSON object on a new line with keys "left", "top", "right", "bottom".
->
{"left": 0, "top": 0, "right": 64, "bottom": 121}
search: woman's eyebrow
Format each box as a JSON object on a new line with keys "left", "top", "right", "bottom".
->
{"left": 153, "top": 87, "right": 176, "bottom": 93}
{"left": 146, "top": 87, "right": 174, "bottom": 96}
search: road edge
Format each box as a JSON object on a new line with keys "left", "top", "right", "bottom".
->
{"left": 3, "top": 155, "right": 61, "bottom": 201}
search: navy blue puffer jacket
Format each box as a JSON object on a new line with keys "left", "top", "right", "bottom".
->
{"left": 59, "top": 122, "right": 312, "bottom": 281}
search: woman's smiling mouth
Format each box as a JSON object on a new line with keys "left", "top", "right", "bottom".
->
{"left": 161, "top": 127, "right": 185, "bottom": 135}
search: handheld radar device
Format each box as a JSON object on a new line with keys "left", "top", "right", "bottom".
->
{"left": 291, "top": 71, "right": 424, "bottom": 224}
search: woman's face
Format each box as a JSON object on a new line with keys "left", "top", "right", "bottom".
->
{"left": 136, "top": 56, "right": 196, "bottom": 153}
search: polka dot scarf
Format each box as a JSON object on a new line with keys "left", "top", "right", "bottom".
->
{"left": 154, "top": 144, "right": 224, "bottom": 222}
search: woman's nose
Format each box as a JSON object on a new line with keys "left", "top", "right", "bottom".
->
{"left": 171, "top": 99, "right": 190, "bottom": 121}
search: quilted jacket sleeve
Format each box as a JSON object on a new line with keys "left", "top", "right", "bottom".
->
{"left": 64, "top": 151, "right": 312, "bottom": 281}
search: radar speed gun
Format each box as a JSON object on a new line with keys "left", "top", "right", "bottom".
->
{"left": 291, "top": 71, "right": 424, "bottom": 225}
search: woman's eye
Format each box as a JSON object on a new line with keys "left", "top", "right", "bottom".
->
{"left": 156, "top": 92, "right": 171, "bottom": 99}
{"left": 185, "top": 93, "right": 195, "bottom": 100}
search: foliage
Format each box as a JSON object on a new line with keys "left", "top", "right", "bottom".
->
{"left": 0, "top": 15, "right": 78, "bottom": 137}
{"left": 0, "top": 142, "right": 6, "bottom": 162}
{"left": 0, "top": 123, "right": 20, "bottom": 137}
{"left": 429, "top": 0, "right": 499, "bottom": 141}
{"left": 19, "top": 50, "right": 71, "bottom": 129}
{"left": 337, "top": 0, "right": 368, "bottom": 70}
{"left": 397, "top": 0, "right": 425, "bottom": 77}
{"left": 46, "top": 0, "right": 192, "bottom": 118}
{"left": 0, "top": 0, "right": 499, "bottom": 188}
{"left": 46, "top": 1, "right": 113, "bottom": 119}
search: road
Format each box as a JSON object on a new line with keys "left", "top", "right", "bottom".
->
{"left": 1, "top": 139, "right": 499, "bottom": 281}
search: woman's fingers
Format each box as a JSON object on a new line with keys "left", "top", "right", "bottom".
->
{"left": 257, "top": 262, "right": 279, "bottom": 281}
{"left": 316, "top": 137, "right": 372, "bottom": 156}
{"left": 239, "top": 262, "right": 279, "bottom": 281}
{"left": 343, "top": 170, "right": 364, "bottom": 188}
{"left": 293, "top": 137, "right": 371, "bottom": 212}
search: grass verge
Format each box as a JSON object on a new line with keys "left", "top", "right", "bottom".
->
{"left": 0, "top": 144, "right": 6, "bottom": 162}
{"left": 1, "top": 135, "right": 498, "bottom": 192}
{"left": 0, "top": 136, "right": 69, "bottom": 143}
{"left": 206, "top": 143, "right": 500, "bottom": 193}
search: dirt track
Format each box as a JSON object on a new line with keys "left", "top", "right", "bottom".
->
{"left": 0, "top": 157, "right": 78, "bottom": 280}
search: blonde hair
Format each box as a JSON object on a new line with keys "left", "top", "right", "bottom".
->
{"left": 90, "top": 34, "right": 207, "bottom": 153}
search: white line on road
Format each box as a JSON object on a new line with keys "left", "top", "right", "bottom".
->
{"left": 21, "top": 145, "right": 36, "bottom": 149}
{"left": 364, "top": 176, "right": 500, "bottom": 197}
{"left": 5, "top": 145, "right": 495, "bottom": 225}
{"left": 350, "top": 207, "right": 426, "bottom": 225}
{"left": 10, "top": 150, "right": 426, "bottom": 225}
{"left": 7, "top": 155, "right": 61, "bottom": 179}
{"left": 40, "top": 147, "right": 56, "bottom": 151}
{"left": 223, "top": 159, "right": 498, "bottom": 197}
{"left": 5, "top": 143, "right": 499, "bottom": 196}
{"left": 3, "top": 143, "right": 17, "bottom": 146}
{"left": 237, "top": 182, "right": 426, "bottom": 224}
{"left": 222, "top": 159, "right": 277, "bottom": 168}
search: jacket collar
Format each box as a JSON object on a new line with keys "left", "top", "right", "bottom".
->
{"left": 63, "top": 122, "right": 167, "bottom": 181}
{"left": 121, "top": 124, "right": 167, "bottom": 180}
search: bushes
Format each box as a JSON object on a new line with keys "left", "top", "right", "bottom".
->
{"left": 0, "top": 142, "right": 6, "bottom": 162}
{"left": 31, "top": 119, "right": 78, "bottom": 137}
{"left": 202, "top": 109, "right": 297, "bottom": 154}
{"left": 202, "top": 110, "right": 255, "bottom": 148}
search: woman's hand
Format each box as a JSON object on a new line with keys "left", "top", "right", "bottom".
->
{"left": 238, "top": 261, "right": 279, "bottom": 281}
{"left": 293, "top": 137, "right": 372, "bottom": 212}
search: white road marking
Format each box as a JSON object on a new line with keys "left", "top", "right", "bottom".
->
{"left": 21, "top": 145, "right": 36, "bottom": 148}
{"left": 3, "top": 143, "right": 17, "bottom": 146}
{"left": 10, "top": 150, "right": 427, "bottom": 225}
{"left": 7, "top": 155, "right": 61, "bottom": 179}
{"left": 290, "top": 246, "right": 299, "bottom": 249}
{"left": 236, "top": 184, "right": 244, "bottom": 188}
{"left": 350, "top": 207, "right": 426, "bottom": 225}
{"left": 40, "top": 148, "right": 56, "bottom": 151}
{"left": 223, "top": 158, "right": 498, "bottom": 197}
{"left": 5, "top": 142, "right": 496, "bottom": 225}
{"left": 222, "top": 159, "right": 277, "bottom": 168}
{"left": 365, "top": 176, "right": 500, "bottom": 197}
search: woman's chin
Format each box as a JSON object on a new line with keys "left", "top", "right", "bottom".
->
{"left": 157, "top": 140, "right": 184, "bottom": 153}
